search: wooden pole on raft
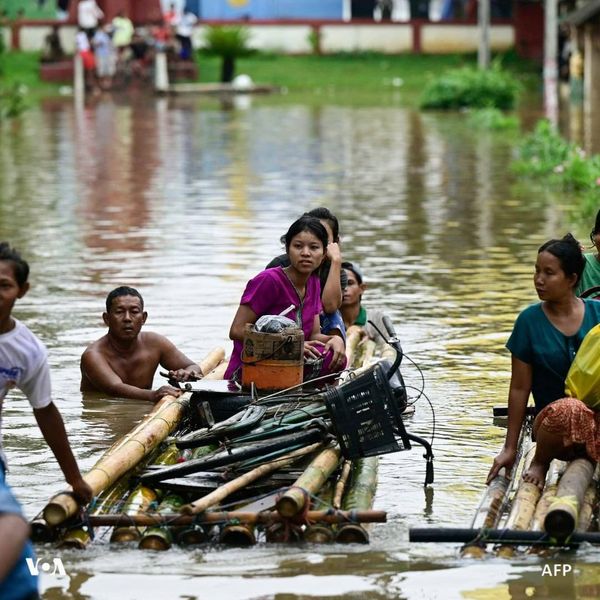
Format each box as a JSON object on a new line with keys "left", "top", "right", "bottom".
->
{"left": 544, "top": 458, "right": 596, "bottom": 541}
{"left": 86, "top": 509, "right": 387, "bottom": 527}
{"left": 43, "top": 348, "right": 225, "bottom": 526}
{"left": 496, "top": 446, "right": 542, "bottom": 558}
{"left": 179, "top": 442, "right": 323, "bottom": 515}
{"left": 336, "top": 456, "right": 378, "bottom": 544}
{"left": 276, "top": 445, "right": 342, "bottom": 518}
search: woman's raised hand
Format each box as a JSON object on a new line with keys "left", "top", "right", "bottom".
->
{"left": 326, "top": 241, "right": 341, "bottom": 264}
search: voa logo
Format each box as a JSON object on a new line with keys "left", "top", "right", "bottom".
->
{"left": 25, "top": 557, "right": 67, "bottom": 577}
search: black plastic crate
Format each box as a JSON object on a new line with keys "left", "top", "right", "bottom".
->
{"left": 324, "top": 362, "right": 411, "bottom": 459}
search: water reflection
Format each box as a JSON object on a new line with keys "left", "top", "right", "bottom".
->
{"left": 0, "top": 96, "right": 594, "bottom": 599}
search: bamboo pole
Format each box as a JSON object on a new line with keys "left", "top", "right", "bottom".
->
{"left": 109, "top": 443, "right": 182, "bottom": 543}
{"left": 138, "top": 493, "right": 186, "bottom": 551}
{"left": 59, "top": 474, "right": 132, "bottom": 549}
{"left": 43, "top": 348, "right": 225, "bottom": 526}
{"left": 576, "top": 483, "right": 598, "bottom": 533}
{"left": 463, "top": 420, "right": 533, "bottom": 557}
{"left": 336, "top": 456, "right": 378, "bottom": 544}
{"left": 345, "top": 326, "right": 363, "bottom": 368}
{"left": 180, "top": 443, "right": 323, "bottom": 515}
{"left": 461, "top": 468, "right": 510, "bottom": 558}
{"left": 59, "top": 444, "right": 178, "bottom": 549}
{"left": 87, "top": 509, "right": 387, "bottom": 527}
{"left": 360, "top": 339, "right": 377, "bottom": 368}
{"left": 410, "top": 527, "right": 600, "bottom": 545}
{"left": 333, "top": 460, "right": 352, "bottom": 509}
{"left": 30, "top": 518, "right": 58, "bottom": 543}
{"left": 545, "top": 458, "right": 595, "bottom": 541}
{"left": 109, "top": 485, "right": 159, "bottom": 543}
{"left": 530, "top": 461, "right": 565, "bottom": 531}
{"left": 219, "top": 523, "right": 256, "bottom": 546}
{"left": 276, "top": 445, "right": 342, "bottom": 518}
{"left": 304, "top": 481, "right": 335, "bottom": 543}
{"left": 176, "top": 524, "right": 206, "bottom": 545}
{"left": 496, "top": 447, "right": 542, "bottom": 558}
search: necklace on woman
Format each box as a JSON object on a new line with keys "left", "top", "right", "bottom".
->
{"left": 282, "top": 266, "right": 306, "bottom": 301}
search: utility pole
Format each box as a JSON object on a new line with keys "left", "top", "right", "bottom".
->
{"left": 478, "top": 0, "right": 491, "bottom": 69}
{"left": 342, "top": 0, "right": 351, "bottom": 22}
{"left": 544, "top": 0, "right": 559, "bottom": 125}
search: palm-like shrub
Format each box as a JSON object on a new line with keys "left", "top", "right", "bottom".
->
{"left": 420, "top": 64, "right": 521, "bottom": 110}
{"left": 202, "top": 26, "right": 253, "bottom": 83}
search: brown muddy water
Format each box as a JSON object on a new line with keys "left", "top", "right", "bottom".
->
{"left": 0, "top": 94, "right": 597, "bottom": 600}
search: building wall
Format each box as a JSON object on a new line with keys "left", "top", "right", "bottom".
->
{"left": 193, "top": 24, "right": 313, "bottom": 53}
{"left": 321, "top": 24, "right": 413, "bottom": 53}
{"left": 199, "top": 0, "right": 344, "bottom": 20}
{"left": 1, "top": 26, "right": 10, "bottom": 51}
{"left": 420, "top": 24, "right": 514, "bottom": 53}
{"left": 13, "top": 22, "right": 515, "bottom": 55}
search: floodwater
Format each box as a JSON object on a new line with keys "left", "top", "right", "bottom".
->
{"left": 0, "top": 93, "right": 597, "bottom": 600}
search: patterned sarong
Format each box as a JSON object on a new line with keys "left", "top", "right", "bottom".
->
{"left": 534, "top": 397, "right": 600, "bottom": 462}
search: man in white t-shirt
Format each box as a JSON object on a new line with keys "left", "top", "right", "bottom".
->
{"left": 0, "top": 242, "right": 92, "bottom": 597}
{"left": 174, "top": 9, "right": 198, "bottom": 60}
{"left": 77, "top": 0, "right": 104, "bottom": 35}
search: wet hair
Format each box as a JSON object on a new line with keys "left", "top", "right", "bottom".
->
{"left": 284, "top": 216, "right": 328, "bottom": 253}
{"left": 0, "top": 242, "right": 29, "bottom": 287}
{"left": 538, "top": 233, "right": 585, "bottom": 285}
{"left": 590, "top": 209, "right": 600, "bottom": 243}
{"left": 306, "top": 207, "right": 340, "bottom": 243}
{"left": 105, "top": 286, "right": 144, "bottom": 313}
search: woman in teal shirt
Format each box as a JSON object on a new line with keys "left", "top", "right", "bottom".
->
{"left": 488, "top": 233, "right": 600, "bottom": 489}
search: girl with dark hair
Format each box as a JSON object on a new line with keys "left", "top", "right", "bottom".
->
{"left": 224, "top": 216, "right": 346, "bottom": 381}
{"left": 487, "top": 233, "right": 600, "bottom": 489}
{"left": 576, "top": 208, "right": 600, "bottom": 296}
{"left": 267, "top": 207, "right": 345, "bottom": 315}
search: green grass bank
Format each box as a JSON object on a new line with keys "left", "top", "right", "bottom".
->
{"left": 0, "top": 49, "right": 539, "bottom": 107}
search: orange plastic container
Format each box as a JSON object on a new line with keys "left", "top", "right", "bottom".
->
{"left": 241, "top": 325, "right": 304, "bottom": 392}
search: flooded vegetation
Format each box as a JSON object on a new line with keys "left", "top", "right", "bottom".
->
{"left": 0, "top": 94, "right": 598, "bottom": 599}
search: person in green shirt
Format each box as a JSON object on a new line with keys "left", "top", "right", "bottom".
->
{"left": 576, "top": 208, "right": 600, "bottom": 297}
{"left": 341, "top": 261, "right": 367, "bottom": 329}
{"left": 112, "top": 10, "right": 134, "bottom": 56}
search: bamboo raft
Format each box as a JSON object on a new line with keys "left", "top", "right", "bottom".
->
{"left": 410, "top": 407, "right": 600, "bottom": 552}
{"left": 35, "top": 321, "right": 433, "bottom": 550}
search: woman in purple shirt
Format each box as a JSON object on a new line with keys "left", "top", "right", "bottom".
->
{"left": 224, "top": 216, "right": 346, "bottom": 381}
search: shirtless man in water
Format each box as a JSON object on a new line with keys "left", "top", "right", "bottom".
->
{"left": 80, "top": 286, "right": 202, "bottom": 402}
